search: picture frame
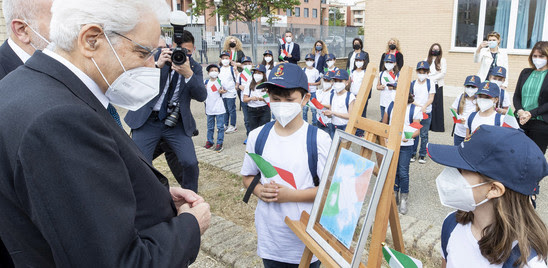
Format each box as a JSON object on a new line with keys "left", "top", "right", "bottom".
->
{"left": 306, "top": 129, "right": 394, "bottom": 268}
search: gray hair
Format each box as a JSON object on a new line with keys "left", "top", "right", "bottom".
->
{"left": 50, "top": 0, "right": 170, "bottom": 52}
{"left": 2, "top": 0, "right": 50, "bottom": 35}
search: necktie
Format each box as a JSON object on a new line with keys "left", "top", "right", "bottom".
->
{"left": 107, "top": 103, "right": 122, "bottom": 128}
{"left": 159, "top": 72, "right": 179, "bottom": 120}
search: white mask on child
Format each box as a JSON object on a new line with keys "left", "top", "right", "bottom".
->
{"left": 355, "top": 61, "right": 364, "bottom": 68}
{"left": 492, "top": 80, "right": 503, "bottom": 88}
{"left": 417, "top": 73, "right": 428, "bottom": 82}
{"left": 333, "top": 82, "right": 346, "bottom": 93}
{"left": 264, "top": 56, "right": 272, "bottom": 63}
{"left": 322, "top": 81, "right": 332, "bottom": 90}
{"left": 221, "top": 59, "right": 230, "bottom": 66}
{"left": 465, "top": 87, "right": 477, "bottom": 97}
{"left": 253, "top": 74, "right": 264, "bottom": 82}
{"left": 477, "top": 98, "right": 494, "bottom": 112}
{"left": 384, "top": 62, "right": 395, "bottom": 70}
{"left": 209, "top": 71, "right": 219, "bottom": 79}
{"left": 271, "top": 99, "right": 303, "bottom": 127}
{"left": 436, "top": 167, "right": 489, "bottom": 212}
{"left": 306, "top": 61, "right": 314, "bottom": 67}
{"left": 327, "top": 60, "right": 335, "bottom": 68}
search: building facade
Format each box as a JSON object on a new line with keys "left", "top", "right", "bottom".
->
{"left": 363, "top": 0, "right": 548, "bottom": 90}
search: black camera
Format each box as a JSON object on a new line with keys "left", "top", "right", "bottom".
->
{"left": 165, "top": 101, "right": 180, "bottom": 127}
{"left": 170, "top": 11, "right": 189, "bottom": 66}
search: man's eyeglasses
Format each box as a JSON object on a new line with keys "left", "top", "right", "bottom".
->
{"left": 111, "top": 31, "right": 160, "bottom": 61}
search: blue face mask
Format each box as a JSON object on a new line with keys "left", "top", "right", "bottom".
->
{"left": 316, "top": 46, "right": 322, "bottom": 51}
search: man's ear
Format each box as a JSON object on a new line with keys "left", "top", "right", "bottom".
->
{"left": 78, "top": 24, "right": 104, "bottom": 58}
{"left": 11, "top": 19, "right": 31, "bottom": 44}
{"left": 487, "top": 181, "right": 506, "bottom": 199}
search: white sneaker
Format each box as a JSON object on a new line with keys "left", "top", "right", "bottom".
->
{"left": 225, "top": 126, "right": 237, "bottom": 134}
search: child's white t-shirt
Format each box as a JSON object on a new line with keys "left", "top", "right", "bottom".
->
{"left": 413, "top": 80, "right": 436, "bottom": 113}
{"left": 443, "top": 220, "right": 547, "bottom": 268}
{"left": 465, "top": 111, "right": 504, "bottom": 133}
{"left": 451, "top": 95, "right": 477, "bottom": 137}
{"left": 304, "top": 67, "right": 320, "bottom": 93}
{"left": 240, "top": 123, "right": 331, "bottom": 264}
{"left": 350, "top": 69, "right": 365, "bottom": 96}
{"left": 330, "top": 91, "right": 356, "bottom": 126}
{"left": 205, "top": 79, "right": 227, "bottom": 115}
{"left": 388, "top": 103, "right": 422, "bottom": 146}
{"left": 499, "top": 89, "right": 511, "bottom": 108}
{"left": 219, "top": 65, "right": 237, "bottom": 98}
{"left": 243, "top": 84, "right": 268, "bottom": 108}
{"left": 379, "top": 70, "right": 398, "bottom": 108}
{"left": 315, "top": 89, "right": 332, "bottom": 125}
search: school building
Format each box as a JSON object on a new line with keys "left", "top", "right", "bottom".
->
{"left": 363, "top": 0, "right": 548, "bottom": 93}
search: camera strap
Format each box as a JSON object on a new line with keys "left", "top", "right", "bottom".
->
{"left": 159, "top": 72, "right": 179, "bottom": 120}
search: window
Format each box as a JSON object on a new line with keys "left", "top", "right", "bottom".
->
{"left": 452, "top": 0, "right": 548, "bottom": 53}
{"left": 287, "top": 8, "right": 292, "bottom": 16}
{"left": 313, "top": 9, "right": 318, "bottom": 18}
{"left": 295, "top": 7, "right": 300, "bottom": 17}
{"left": 304, "top": 8, "right": 309, "bottom": 18}
{"left": 304, "top": 0, "right": 308, "bottom": 2}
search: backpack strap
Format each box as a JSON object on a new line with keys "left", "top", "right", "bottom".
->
{"left": 409, "top": 104, "right": 416, "bottom": 124}
{"left": 387, "top": 101, "right": 395, "bottom": 121}
{"left": 499, "top": 89, "right": 505, "bottom": 108}
{"left": 426, "top": 79, "right": 431, "bottom": 93}
{"left": 243, "top": 122, "right": 276, "bottom": 203}
{"left": 502, "top": 245, "right": 541, "bottom": 267}
{"left": 306, "top": 124, "right": 319, "bottom": 186}
{"left": 495, "top": 113, "right": 502, "bottom": 126}
{"left": 410, "top": 80, "right": 415, "bottom": 95}
{"left": 345, "top": 91, "right": 351, "bottom": 110}
{"left": 330, "top": 90, "right": 334, "bottom": 106}
{"left": 230, "top": 66, "right": 236, "bottom": 83}
{"left": 457, "top": 93, "right": 464, "bottom": 112}
{"left": 441, "top": 211, "right": 459, "bottom": 260}
{"left": 204, "top": 79, "right": 209, "bottom": 86}
{"left": 467, "top": 112, "right": 477, "bottom": 131}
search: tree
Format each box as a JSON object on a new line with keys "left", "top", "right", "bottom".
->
{"left": 327, "top": 8, "right": 345, "bottom": 26}
{"left": 193, "top": 0, "right": 300, "bottom": 60}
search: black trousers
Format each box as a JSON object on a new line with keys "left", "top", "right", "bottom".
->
{"left": 247, "top": 105, "right": 271, "bottom": 132}
{"left": 430, "top": 85, "right": 445, "bottom": 132}
{"left": 522, "top": 119, "right": 548, "bottom": 154}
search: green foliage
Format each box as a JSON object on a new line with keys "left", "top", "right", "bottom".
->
{"left": 193, "top": 0, "right": 301, "bottom": 23}
{"left": 358, "top": 26, "right": 364, "bottom": 35}
{"left": 327, "top": 8, "right": 345, "bottom": 26}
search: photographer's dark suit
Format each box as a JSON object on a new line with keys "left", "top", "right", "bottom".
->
{"left": 125, "top": 56, "right": 206, "bottom": 192}
{"left": 0, "top": 51, "right": 201, "bottom": 266}
{"left": 0, "top": 40, "right": 24, "bottom": 80}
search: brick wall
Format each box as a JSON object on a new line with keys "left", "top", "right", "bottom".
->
{"left": 362, "top": 0, "right": 529, "bottom": 92}
{"left": 0, "top": 0, "right": 6, "bottom": 42}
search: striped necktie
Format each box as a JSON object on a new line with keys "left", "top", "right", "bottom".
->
{"left": 107, "top": 103, "right": 123, "bottom": 128}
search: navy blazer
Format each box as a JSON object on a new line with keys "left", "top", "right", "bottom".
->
{"left": 0, "top": 51, "right": 201, "bottom": 267}
{"left": 125, "top": 56, "right": 207, "bottom": 136}
{"left": 278, "top": 43, "right": 300, "bottom": 64}
{"left": 314, "top": 53, "right": 327, "bottom": 74}
{"left": 0, "top": 40, "right": 24, "bottom": 80}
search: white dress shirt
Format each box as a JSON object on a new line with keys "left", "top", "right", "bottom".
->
{"left": 8, "top": 38, "right": 32, "bottom": 63}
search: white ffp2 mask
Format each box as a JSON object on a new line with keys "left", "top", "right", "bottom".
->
{"left": 270, "top": 100, "right": 303, "bottom": 127}
{"left": 436, "top": 167, "right": 489, "bottom": 212}
{"left": 476, "top": 98, "right": 494, "bottom": 112}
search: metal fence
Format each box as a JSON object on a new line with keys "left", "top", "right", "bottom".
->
{"left": 171, "top": 21, "right": 362, "bottom": 65}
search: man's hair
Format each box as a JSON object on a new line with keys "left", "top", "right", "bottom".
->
{"left": 285, "top": 30, "right": 293, "bottom": 36}
{"left": 49, "top": 0, "right": 170, "bottom": 52}
{"left": 267, "top": 86, "right": 307, "bottom": 99}
{"left": 2, "top": 0, "right": 49, "bottom": 35}
{"left": 181, "top": 30, "right": 194, "bottom": 45}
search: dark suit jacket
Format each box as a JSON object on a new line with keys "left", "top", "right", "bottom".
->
{"left": 125, "top": 57, "right": 207, "bottom": 137}
{"left": 346, "top": 50, "right": 370, "bottom": 71}
{"left": 0, "top": 51, "right": 201, "bottom": 267}
{"left": 513, "top": 68, "right": 548, "bottom": 123}
{"left": 314, "top": 53, "right": 327, "bottom": 74}
{"left": 0, "top": 40, "right": 24, "bottom": 80}
{"left": 278, "top": 43, "right": 300, "bottom": 64}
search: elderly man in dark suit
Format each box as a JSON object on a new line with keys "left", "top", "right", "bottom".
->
{"left": 0, "top": 0, "right": 210, "bottom": 266}
{"left": 125, "top": 29, "right": 207, "bottom": 192}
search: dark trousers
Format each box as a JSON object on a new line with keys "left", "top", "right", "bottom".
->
{"left": 248, "top": 105, "right": 271, "bottom": 132}
{"left": 132, "top": 116, "right": 199, "bottom": 192}
{"left": 263, "top": 259, "right": 321, "bottom": 268}
{"left": 0, "top": 238, "right": 13, "bottom": 268}
{"left": 430, "top": 85, "right": 445, "bottom": 132}
{"left": 242, "top": 101, "right": 250, "bottom": 135}
{"left": 152, "top": 139, "right": 184, "bottom": 186}
{"left": 454, "top": 134, "right": 465, "bottom": 146}
{"left": 522, "top": 119, "right": 548, "bottom": 154}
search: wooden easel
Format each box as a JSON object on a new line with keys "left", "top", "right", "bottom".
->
{"left": 286, "top": 65, "right": 413, "bottom": 267}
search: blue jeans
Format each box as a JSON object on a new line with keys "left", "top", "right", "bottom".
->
{"left": 454, "top": 134, "right": 465, "bottom": 146}
{"left": 263, "top": 259, "right": 321, "bottom": 268}
{"left": 207, "top": 114, "right": 225, "bottom": 145}
{"left": 395, "top": 145, "right": 413, "bottom": 193}
{"left": 380, "top": 106, "right": 386, "bottom": 121}
{"left": 412, "top": 113, "right": 431, "bottom": 157}
{"left": 223, "top": 97, "right": 237, "bottom": 127}
{"left": 303, "top": 92, "right": 318, "bottom": 126}
{"left": 241, "top": 101, "right": 250, "bottom": 135}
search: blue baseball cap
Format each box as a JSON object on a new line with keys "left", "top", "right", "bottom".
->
{"left": 252, "top": 64, "right": 267, "bottom": 73}
{"left": 206, "top": 64, "right": 220, "bottom": 72}
{"left": 355, "top": 52, "right": 366, "bottom": 61}
{"left": 241, "top": 56, "right": 252, "bottom": 63}
{"left": 464, "top": 75, "right": 481, "bottom": 87}
{"left": 384, "top": 54, "right": 396, "bottom": 62}
{"left": 305, "top": 53, "right": 315, "bottom": 60}
{"left": 263, "top": 50, "right": 273, "bottom": 56}
{"left": 331, "top": 69, "right": 349, "bottom": 80}
{"left": 257, "top": 63, "right": 309, "bottom": 91}
{"left": 323, "top": 71, "right": 334, "bottom": 80}
{"left": 490, "top": 66, "right": 507, "bottom": 78}
{"left": 325, "top": 53, "right": 336, "bottom": 61}
{"left": 416, "top": 61, "right": 430, "bottom": 70}
{"left": 476, "top": 81, "right": 499, "bottom": 98}
{"left": 427, "top": 125, "right": 548, "bottom": 196}
{"left": 220, "top": 51, "right": 230, "bottom": 58}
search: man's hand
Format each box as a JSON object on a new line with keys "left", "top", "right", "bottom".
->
{"left": 172, "top": 59, "right": 193, "bottom": 79}
{"left": 178, "top": 203, "right": 211, "bottom": 235}
{"left": 287, "top": 54, "right": 292, "bottom": 58}
{"left": 156, "top": 48, "right": 172, "bottom": 68}
{"left": 170, "top": 187, "right": 204, "bottom": 208}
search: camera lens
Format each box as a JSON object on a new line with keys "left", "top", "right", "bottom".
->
{"left": 171, "top": 46, "right": 187, "bottom": 65}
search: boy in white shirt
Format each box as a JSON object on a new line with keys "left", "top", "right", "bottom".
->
{"left": 411, "top": 61, "right": 436, "bottom": 164}
{"left": 302, "top": 53, "right": 321, "bottom": 126}
{"left": 240, "top": 63, "right": 331, "bottom": 268}
{"left": 465, "top": 81, "right": 504, "bottom": 137}
{"left": 487, "top": 66, "right": 511, "bottom": 114}
{"left": 323, "top": 69, "right": 356, "bottom": 138}
{"left": 218, "top": 51, "right": 238, "bottom": 133}
{"left": 204, "top": 64, "right": 227, "bottom": 152}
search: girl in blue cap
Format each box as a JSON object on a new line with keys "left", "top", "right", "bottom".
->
{"left": 377, "top": 54, "right": 399, "bottom": 120}
{"left": 243, "top": 65, "right": 270, "bottom": 133}
{"left": 451, "top": 75, "right": 480, "bottom": 145}
{"left": 323, "top": 69, "right": 355, "bottom": 137}
{"left": 465, "top": 81, "right": 504, "bottom": 138}
{"left": 427, "top": 125, "right": 548, "bottom": 268}
{"left": 261, "top": 50, "right": 274, "bottom": 78}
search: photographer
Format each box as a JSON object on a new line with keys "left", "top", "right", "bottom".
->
{"left": 125, "top": 13, "right": 206, "bottom": 192}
